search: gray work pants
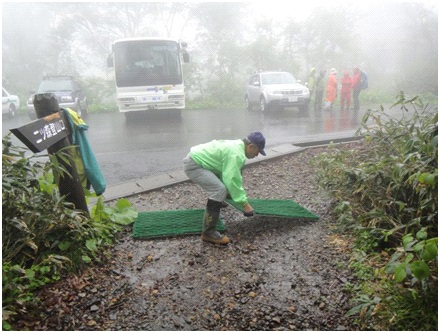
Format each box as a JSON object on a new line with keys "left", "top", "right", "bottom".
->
{"left": 183, "top": 154, "right": 227, "bottom": 202}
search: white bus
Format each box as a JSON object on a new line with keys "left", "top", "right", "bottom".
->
{"left": 107, "top": 37, "right": 189, "bottom": 118}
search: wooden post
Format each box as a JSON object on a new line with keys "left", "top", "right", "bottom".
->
{"left": 33, "top": 93, "right": 89, "bottom": 216}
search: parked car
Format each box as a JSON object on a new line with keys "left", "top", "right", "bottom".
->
{"left": 245, "top": 71, "right": 310, "bottom": 112}
{"left": 2, "top": 87, "right": 20, "bottom": 118}
{"left": 27, "top": 75, "right": 88, "bottom": 119}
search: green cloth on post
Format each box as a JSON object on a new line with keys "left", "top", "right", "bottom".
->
{"left": 63, "top": 108, "right": 106, "bottom": 195}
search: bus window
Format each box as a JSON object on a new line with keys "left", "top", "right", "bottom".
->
{"left": 114, "top": 40, "right": 182, "bottom": 87}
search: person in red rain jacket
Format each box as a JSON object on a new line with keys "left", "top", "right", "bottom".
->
{"left": 324, "top": 68, "right": 337, "bottom": 110}
{"left": 352, "top": 67, "right": 362, "bottom": 112}
{"left": 340, "top": 70, "right": 353, "bottom": 111}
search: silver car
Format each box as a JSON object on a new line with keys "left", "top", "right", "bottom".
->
{"left": 245, "top": 71, "right": 310, "bottom": 112}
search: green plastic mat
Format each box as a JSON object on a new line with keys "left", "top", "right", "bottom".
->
{"left": 225, "top": 198, "right": 319, "bottom": 220}
{"left": 133, "top": 209, "right": 226, "bottom": 239}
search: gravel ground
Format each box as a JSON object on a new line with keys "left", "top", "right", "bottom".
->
{"left": 20, "top": 144, "right": 360, "bottom": 331}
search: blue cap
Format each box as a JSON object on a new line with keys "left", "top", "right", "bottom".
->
{"left": 247, "top": 132, "right": 266, "bottom": 156}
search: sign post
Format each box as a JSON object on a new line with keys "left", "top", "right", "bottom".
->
{"left": 11, "top": 93, "right": 89, "bottom": 216}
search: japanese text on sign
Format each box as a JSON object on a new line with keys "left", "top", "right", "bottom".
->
{"left": 35, "top": 119, "right": 66, "bottom": 144}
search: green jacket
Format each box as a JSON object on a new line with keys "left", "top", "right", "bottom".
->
{"left": 190, "top": 139, "right": 248, "bottom": 205}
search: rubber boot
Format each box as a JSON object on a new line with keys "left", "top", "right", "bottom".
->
{"left": 201, "top": 200, "right": 230, "bottom": 245}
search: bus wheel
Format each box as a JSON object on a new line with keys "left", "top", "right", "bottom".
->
{"left": 125, "top": 112, "right": 136, "bottom": 122}
{"left": 172, "top": 109, "right": 182, "bottom": 117}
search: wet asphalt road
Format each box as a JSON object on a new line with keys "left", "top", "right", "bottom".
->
{"left": 2, "top": 107, "right": 362, "bottom": 186}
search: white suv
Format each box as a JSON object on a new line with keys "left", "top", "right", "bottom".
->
{"left": 2, "top": 88, "right": 20, "bottom": 118}
{"left": 245, "top": 71, "right": 310, "bottom": 112}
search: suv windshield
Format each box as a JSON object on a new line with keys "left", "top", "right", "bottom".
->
{"left": 261, "top": 72, "right": 297, "bottom": 85}
{"left": 38, "top": 80, "right": 73, "bottom": 92}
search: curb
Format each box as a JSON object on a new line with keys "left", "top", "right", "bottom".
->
{"left": 102, "top": 135, "right": 361, "bottom": 202}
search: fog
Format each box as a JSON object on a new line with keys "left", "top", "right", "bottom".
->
{"left": 1, "top": 1, "right": 438, "bottom": 105}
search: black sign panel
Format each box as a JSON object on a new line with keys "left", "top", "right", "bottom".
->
{"left": 10, "top": 112, "right": 70, "bottom": 153}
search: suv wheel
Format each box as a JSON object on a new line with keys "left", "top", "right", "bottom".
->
{"left": 80, "top": 103, "right": 88, "bottom": 117}
{"left": 80, "top": 98, "right": 88, "bottom": 117}
{"left": 8, "top": 104, "right": 16, "bottom": 118}
{"left": 75, "top": 102, "right": 82, "bottom": 117}
{"left": 299, "top": 102, "right": 309, "bottom": 113}
{"left": 260, "top": 96, "right": 268, "bottom": 112}
{"left": 245, "top": 95, "right": 252, "bottom": 111}
{"left": 81, "top": 107, "right": 88, "bottom": 117}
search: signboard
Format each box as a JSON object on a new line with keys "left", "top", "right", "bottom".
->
{"left": 10, "top": 112, "right": 70, "bottom": 153}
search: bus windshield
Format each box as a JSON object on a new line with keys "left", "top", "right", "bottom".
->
{"left": 113, "top": 40, "right": 182, "bottom": 87}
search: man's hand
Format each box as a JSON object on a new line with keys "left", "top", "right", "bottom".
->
{"left": 243, "top": 203, "right": 254, "bottom": 217}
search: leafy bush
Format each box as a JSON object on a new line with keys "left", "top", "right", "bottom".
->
{"left": 312, "top": 93, "right": 438, "bottom": 330}
{"left": 204, "top": 75, "right": 246, "bottom": 107}
{"left": 2, "top": 135, "right": 121, "bottom": 268}
{"left": 2, "top": 256, "right": 69, "bottom": 330}
{"left": 80, "top": 77, "right": 116, "bottom": 106}
{"left": 360, "top": 89, "right": 396, "bottom": 105}
{"left": 2, "top": 134, "right": 138, "bottom": 330}
{"left": 314, "top": 93, "right": 437, "bottom": 244}
{"left": 87, "top": 102, "right": 119, "bottom": 113}
{"left": 186, "top": 96, "right": 244, "bottom": 110}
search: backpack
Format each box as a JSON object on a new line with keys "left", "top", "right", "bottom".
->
{"left": 360, "top": 71, "right": 368, "bottom": 90}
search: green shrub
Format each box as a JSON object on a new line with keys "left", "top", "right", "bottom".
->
{"left": 2, "top": 134, "right": 137, "bottom": 330}
{"left": 360, "top": 90, "right": 438, "bottom": 108}
{"left": 2, "top": 256, "right": 69, "bottom": 330}
{"left": 186, "top": 75, "right": 246, "bottom": 110}
{"left": 314, "top": 93, "right": 437, "bottom": 245}
{"left": 186, "top": 96, "right": 244, "bottom": 110}
{"left": 2, "top": 135, "right": 118, "bottom": 268}
{"left": 87, "top": 102, "right": 119, "bottom": 113}
{"left": 80, "top": 77, "right": 115, "bottom": 106}
{"left": 312, "top": 93, "right": 438, "bottom": 330}
{"left": 360, "top": 89, "right": 397, "bottom": 106}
